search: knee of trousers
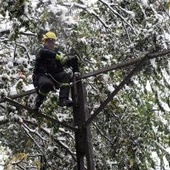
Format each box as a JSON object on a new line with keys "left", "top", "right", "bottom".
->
{"left": 39, "top": 81, "right": 54, "bottom": 94}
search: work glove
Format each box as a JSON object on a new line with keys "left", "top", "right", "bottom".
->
{"left": 56, "top": 54, "right": 76, "bottom": 65}
{"left": 56, "top": 53, "right": 79, "bottom": 72}
{"left": 67, "top": 56, "right": 78, "bottom": 65}
{"left": 67, "top": 56, "right": 79, "bottom": 72}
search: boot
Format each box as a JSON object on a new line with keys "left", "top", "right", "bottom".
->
{"left": 58, "top": 98, "right": 73, "bottom": 107}
{"left": 58, "top": 86, "right": 73, "bottom": 107}
{"left": 33, "top": 94, "right": 45, "bottom": 111}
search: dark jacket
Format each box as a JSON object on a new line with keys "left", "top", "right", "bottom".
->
{"left": 33, "top": 46, "right": 64, "bottom": 76}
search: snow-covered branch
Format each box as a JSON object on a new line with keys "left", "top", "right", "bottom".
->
{"left": 22, "top": 123, "right": 48, "bottom": 142}
{"left": 20, "top": 122, "right": 45, "bottom": 156}
{"left": 98, "top": 0, "right": 137, "bottom": 35}
{"left": 62, "top": 2, "right": 109, "bottom": 29}
{"left": 0, "top": 117, "right": 9, "bottom": 125}
{"left": 16, "top": 43, "right": 31, "bottom": 60}
{"left": 23, "top": 119, "right": 76, "bottom": 161}
{"left": 93, "top": 122, "right": 114, "bottom": 145}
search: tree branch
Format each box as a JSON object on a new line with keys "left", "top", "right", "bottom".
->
{"left": 0, "top": 89, "right": 36, "bottom": 103}
{"left": 16, "top": 43, "right": 31, "bottom": 60}
{"left": 62, "top": 2, "right": 109, "bottom": 29}
{"left": 23, "top": 119, "right": 76, "bottom": 161}
{"left": 42, "top": 126, "right": 77, "bottom": 161}
{"left": 3, "top": 97, "right": 76, "bottom": 131}
{"left": 79, "top": 49, "right": 170, "bottom": 79}
{"left": 98, "top": 0, "right": 137, "bottom": 34}
{"left": 21, "top": 123, "right": 45, "bottom": 155}
{"left": 0, "top": 118, "right": 9, "bottom": 125}
{"left": 83, "top": 50, "right": 170, "bottom": 128}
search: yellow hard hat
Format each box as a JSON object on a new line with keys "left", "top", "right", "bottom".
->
{"left": 42, "top": 31, "right": 57, "bottom": 41}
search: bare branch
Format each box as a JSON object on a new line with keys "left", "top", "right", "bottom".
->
{"left": 0, "top": 30, "right": 10, "bottom": 36}
{"left": 42, "top": 127, "right": 77, "bottom": 161}
{"left": 22, "top": 123, "right": 48, "bottom": 142}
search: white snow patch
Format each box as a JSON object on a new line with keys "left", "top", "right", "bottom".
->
{"left": 145, "top": 80, "right": 152, "bottom": 92}
{"left": 107, "top": 84, "right": 114, "bottom": 92}
{"left": 150, "top": 58, "right": 157, "bottom": 69}
{"left": 159, "top": 99, "right": 170, "bottom": 112}
{"left": 0, "top": 116, "right": 5, "bottom": 121}
{"left": 81, "top": 0, "right": 98, "bottom": 6}
{"left": 9, "top": 86, "right": 17, "bottom": 95}
{"left": 164, "top": 32, "right": 170, "bottom": 41}
{"left": 141, "top": 0, "right": 148, "bottom": 6}
{"left": 22, "top": 84, "right": 34, "bottom": 91}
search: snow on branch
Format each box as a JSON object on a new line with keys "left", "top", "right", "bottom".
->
{"left": 98, "top": 0, "right": 137, "bottom": 35}
{"left": 154, "top": 141, "right": 170, "bottom": 156}
{"left": 0, "top": 117, "right": 9, "bottom": 125}
{"left": 80, "top": 49, "right": 170, "bottom": 79}
{"left": 22, "top": 123, "right": 48, "bottom": 142}
{"left": 62, "top": 2, "right": 109, "bottom": 29}
{"left": 23, "top": 119, "right": 76, "bottom": 161}
{"left": 42, "top": 126, "right": 76, "bottom": 161}
{"left": 2, "top": 97, "right": 76, "bottom": 131}
{"left": 16, "top": 43, "right": 31, "bottom": 60}
{"left": 83, "top": 49, "right": 170, "bottom": 128}
{"left": 0, "top": 89, "right": 36, "bottom": 103}
{"left": 20, "top": 121, "right": 46, "bottom": 158}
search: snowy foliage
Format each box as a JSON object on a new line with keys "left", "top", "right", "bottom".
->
{"left": 0, "top": 0, "right": 170, "bottom": 169}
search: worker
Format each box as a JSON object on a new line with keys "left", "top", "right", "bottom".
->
{"left": 32, "top": 31, "right": 79, "bottom": 111}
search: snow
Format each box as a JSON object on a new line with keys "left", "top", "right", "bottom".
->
{"left": 0, "top": 116, "right": 5, "bottom": 121}
{"left": 107, "top": 84, "right": 114, "bottom": 92}
{"left": 0, "top": 146, "right": 9, "bottom": 170}
{"left": 81, "top": 0, "right": 98, "bottom": 6}
{"left": 151, "top": 150, "right": 170, "bottom": 170}
{"left": 145, "top": 80, "right": 152, "bottom": 92}
{"left": 150, "top": 58, "right": 157, "bottom": 69}
{"left": 9, "top": 83, "right": 34, "bottom": 95}
{"left": 22, "top": 84, "right": 34, "bottom": 91}
{"left": 141, "top": 0, "right": 148, "bottom": 6}
{"left": 9, "top": 86, "right": 17, "bottom": 95}
{"left": 163, "top": 31, "right": 170, "bottom": 41}
{"left": 0, "top": 157, "right": 7, "bottom": 170}
{"left": 0, "top": 1, "right": 170, "bottom": 169}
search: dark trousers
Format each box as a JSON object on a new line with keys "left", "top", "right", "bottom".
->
{"left": 33, "top": 72, "right": 71, "bottom": 107}
{"left": 37, "top": 72, "right": 71, "bottom": 93}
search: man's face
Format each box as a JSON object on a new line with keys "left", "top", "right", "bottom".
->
{"left": 45, "top": 38, "right": 56, "bottom": 50}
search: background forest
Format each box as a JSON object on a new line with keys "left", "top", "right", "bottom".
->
{"left": 0, "top": 0, "right": 170, "bottom": 169}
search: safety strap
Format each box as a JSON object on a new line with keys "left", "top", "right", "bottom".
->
{"left": 45, "top": 73, "right": 71, "bottom": 87}
{"left": 45, "top": 73, "right": 60, "bottom": 85}
{"left": 60, "top": 83, "right": 70, "bottom": 87}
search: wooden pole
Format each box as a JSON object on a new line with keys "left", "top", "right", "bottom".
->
{"left": 72, "top": 73, "right": 95, "bottom": 170}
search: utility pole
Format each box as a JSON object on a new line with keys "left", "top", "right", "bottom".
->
{"left": 72, "top": 73, "right": 95, "bottom": 170}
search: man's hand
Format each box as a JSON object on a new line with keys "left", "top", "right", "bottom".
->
{"left": 66, "top": 56, "right": 77, "bottom": 65}
{"left": 68, "top": 56, "right": 78, "bottom": 64}
{"left": 67, "top": 56, "right": 79, "bottom": 72}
